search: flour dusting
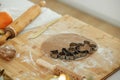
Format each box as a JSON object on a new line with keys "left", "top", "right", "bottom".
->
{"left": 97, "top": 46, "right": 114, "bottom": 65}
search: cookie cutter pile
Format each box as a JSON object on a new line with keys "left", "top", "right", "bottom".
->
{"left": 50, "top": 40, "right": 97, "bottom": 61}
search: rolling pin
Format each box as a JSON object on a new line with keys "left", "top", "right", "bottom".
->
{"left": 36, "top": 59, "right": 82, "bottom": 80}
{"left": 0, "top": 4, "right": 40, "bottom": 45}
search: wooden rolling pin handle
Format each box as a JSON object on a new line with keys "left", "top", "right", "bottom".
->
{"left": 5, "top": 26, "right": 16, "bottom": 38}
{"left": 5, "top": 4, "right": 41, "bottom": 38}
{"left": 36, "top": 59, "right": 82, "bottom": 80}
{"left": 36, "top": 59, "right": 56, "bottom": 70}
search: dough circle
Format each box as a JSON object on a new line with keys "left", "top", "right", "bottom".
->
{"left": 41, "top": 33, "right": 97, "bottom": 57}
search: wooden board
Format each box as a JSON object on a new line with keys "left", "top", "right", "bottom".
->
{"left": 0, "top": 15, "right": 120, "bottom": 80}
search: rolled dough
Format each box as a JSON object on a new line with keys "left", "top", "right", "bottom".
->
{"left": 41, "top": 33, "right": 97, "bottom": 56}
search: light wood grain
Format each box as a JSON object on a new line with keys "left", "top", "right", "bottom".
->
{"left": 0, "top": 15, "right": 120, "bottom": 80}
{"left": 35, "top": 15, "right": 120, "bottom": 80}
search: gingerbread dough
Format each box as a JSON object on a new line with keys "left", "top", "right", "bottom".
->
{"left": 41, "top": 33, "right": 97, "bottom": 58}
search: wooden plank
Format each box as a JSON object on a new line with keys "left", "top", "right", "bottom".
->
{"left": 0, "top": 15, "right": 120, "bottom": 80}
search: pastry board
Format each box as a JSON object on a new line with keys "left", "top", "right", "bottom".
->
{"left": 0, "top": 15, "right": 120, "bottom": 80}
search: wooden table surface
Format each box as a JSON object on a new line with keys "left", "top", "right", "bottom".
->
{"left": 31, "top": 0, "right": 120, "bottom": 39}
{"left": 0, "top": 0, "right": 120, "bottom": 80}
{"left": 0, "top": 15, "right": 120, "bottom": 80}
